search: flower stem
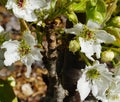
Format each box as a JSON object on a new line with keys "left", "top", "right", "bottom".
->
{"left": 102, "top": 46, "right": 120, "bottom": 53}
{"left": 80, "top": 53, "right": 91, "bottom": 66}
{"left": 101, "top": 0, "right": 118, "bottom": 27}
{"left": 19, "top": 19, "right": 30, "bottom": 32}
{"left": 48, "top": 1, "right": 73, "bottom": 20}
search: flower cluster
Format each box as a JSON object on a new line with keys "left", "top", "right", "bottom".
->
{"left": 65, "top": 20, "right": 116, "bottom": 61}
{"left": 77, "top": 62, "right": 120, "bottom": 102}
{"left": 65, "top": 20, "right": 120, "bottom": 102}
{"left": 1, "top": 0, "right": 120, "bottom": 102}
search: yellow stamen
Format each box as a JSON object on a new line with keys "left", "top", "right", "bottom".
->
{"left": 18, "top": 40, "right": 31, "bottom": 57}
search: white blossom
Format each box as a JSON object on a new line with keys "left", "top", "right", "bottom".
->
{"left": 95, "top": 65, "right": 120, "bottom": 102}
{"left": 100, "top": 79, "right": 120, "bottom": 102}
{"left": 77, "top": 61, "right": 113, "bottom": 101}
{"left": 1, "top": 31, "right": 43, "bottom": 77}
{"left": 6, "top": 0, "right": 47, "bottom": 22}
{"left": 65, "top": 20, "right": 116, "bottom": 61}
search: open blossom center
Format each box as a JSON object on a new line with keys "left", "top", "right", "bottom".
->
{"left": 86, "top": 68, "right": 100, "bottom": 79}
{"left": 106, "top": 89, "right": 120, "bottom": 101}
{"left": 107, "top": 93, "right": 120, "bottom": 100}
{"left": 18, "top": 40, "right": 31, "bottom": 57}
{"left": 16, "top": 0, "right": 25, "bottom": 7}
{"left": 110, "top": 95, "right": 120, "bottom": 100}
{"left": 81, "top": 27, "right": 95, "bottom": 40}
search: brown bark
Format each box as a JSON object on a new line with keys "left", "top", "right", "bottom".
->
{"left": 41, "top": 17, "right": 66, "bottom": 102}
{"left": 41, "top": 16, "right": 88, "bottom": 102}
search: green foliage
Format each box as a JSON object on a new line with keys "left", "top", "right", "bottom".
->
{"left": 68, "top": 0, "right": 87, "bottom": 12}
{"left": 0, "top": 79, "right": 18, "bottom": 102}
{"left": 0, "top": 32, "right": 10, "bottom": 46}
{"left": 107, "top": 16, "right": 120, "bottom": 28}
{"left": 0, "top": 49, "right": 4, "bottom": 69}
{"left": 49, "top": 0, "right": 57, "bottom": 13}
{"left": 0, "top": 34, "right": 5, "bottom": 46}
{"left": 0, "top": 0, "right": 7, "bottom": 6}
{"left": 86, "top": 0, "right": 106, "bottom": 24}
{"left": 66, "top": 11, "right": 78, "bottom": 24}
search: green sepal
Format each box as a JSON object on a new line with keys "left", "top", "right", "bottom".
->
{"left": 66, "top": 11, "right": 78, "bottom": 25}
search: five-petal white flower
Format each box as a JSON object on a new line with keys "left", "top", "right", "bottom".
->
{"left": 65, "top": 20, "right": 116, "bottom": 61}
{"left": 100, "top": 78, "right": 120, "bottom": 102}
{"left": 1, "top": 31, "right": 43, "bottom": 77}
{"left": 6, "top": 0, "right": 47, "bottom": 22}
{"left": 77, "top": 61, "right": 113, "bottom": 101}
{"left": 100, "top": 67, "right": 120, "bottom": 102}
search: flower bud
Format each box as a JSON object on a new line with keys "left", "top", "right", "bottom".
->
{"left": 110, "top": 16, "right": 120, "bottom": 28}
{"left": 69, "top": 40, "right": 80, "bottom": 53}
{"left": 101, "top": 50, "right": 114, "bottom": 62}
{"left": 67, "top": 12, "right": 78, "bottom": 24}
{"left": 7, "top": 76, "right": 16, "bottom": 87}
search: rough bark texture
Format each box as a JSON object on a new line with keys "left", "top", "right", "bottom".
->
{"left": 41, "top": 16, "right": 86, "bottom": 102}
{"left": 41, "top": 17, "right": 66, "bottom": 102}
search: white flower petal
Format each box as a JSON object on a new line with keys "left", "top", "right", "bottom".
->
{"left": 79, "top": 38, "right": 101, "bottom": 61}
{"left": 77, "top": 74, "right": 91, "bottom": 101}
{"left": 79, "top": 38, "right": 94, "bottom": 61}
{"left": 114, "top": 65, "right": 120, "bottom": 78}
{"left": 0, "top": 26, "right": 4, "bottom": 33}
{"left": 1, "top": 40, "right": 20, "bottom": 66}
{"left": 21, "top": 54, "right": 34, "bottom": 66}
{"left": 87, "top": 20, "right": 100, "bottom": 29}
{"left": 4, "top": 51, "right": 20, "bottom": 66}
{"left": 91, "top": 63, "right": 112, "bottom": 101}
{"left": 95, "top": 30, "right": 116, "bottom": 43}
{"left": 26, "top": 0, "right": 47, "bottom": 10}
{"left": 31, "top": 48, "right": 43, "bottom": 61}
{"left": 65, "top": 23, "right": 83, "bottom": 35}
{"left": 12, "top": 5, "right": 37, "bottom": 22}
{"left": 5, "top": 0, "right": 14, "bottom": 9}
{"left": 92, "top": 80, "right": 99, "bottom": 97}
{"left": 1, "top": 40, "right": 19, "bottom": 51}
{"left": 93, "top": 42, "right": 101, "bottom": 59}
{"left": 23, "top": 31, "right": 36, "bottom": 46}
{"left": 21, "top": 55, "right": 34, "bottom": 77}
{"left": 92, "top": 78, "right": 109, "bottom": 99}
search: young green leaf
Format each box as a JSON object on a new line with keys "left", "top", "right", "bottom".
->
{"left": 86, "top": 0, "right": 106, "bottom": 24}
{"left": 68, "top": 0, "right": 87, "bottom": 12}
